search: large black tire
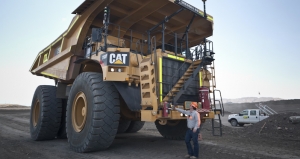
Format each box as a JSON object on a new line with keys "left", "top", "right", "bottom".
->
{"left": 66, "top": 72, "right": 120, "bottom": 153}
{"left": 117, "top": 119, "right": 131, "bottom": 133}
{"left": 56, "top": 99, "right": 67, "bottom": 139}
{"left": 126, "top": 121, "right": 145, "bottom": 133}
{"left": 30, "top": 85, "right": 62, "bottom": 141}
{"left": 155, "top": 120, "right": 187, "bottom": 140}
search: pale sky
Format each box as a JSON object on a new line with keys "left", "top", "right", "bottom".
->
{"left": 0, "top": 0, "right": 299, "bottom": 106}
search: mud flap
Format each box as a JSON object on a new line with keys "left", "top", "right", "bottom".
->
{"left": 113, "top": 82, "right": 141, "bottom": 111}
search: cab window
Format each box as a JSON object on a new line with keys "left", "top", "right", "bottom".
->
{"left": 239, "top": 110, "right": 248, "bottom": 116}
{"left": 250, "top": 110, "right": 256, "bottom": 116}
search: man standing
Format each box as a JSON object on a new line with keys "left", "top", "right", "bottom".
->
{"left": 175, "top": 102, "right": 201, "bottom": 159}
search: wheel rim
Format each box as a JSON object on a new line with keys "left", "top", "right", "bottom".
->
{"left": 32, "top": 100, "right": 40, "bottom": 127}
{"left": 72, "top": 92, "right": 88, "bottom": 132}
{"left": 231, "top": 120, "right": 237, "bottom": 126}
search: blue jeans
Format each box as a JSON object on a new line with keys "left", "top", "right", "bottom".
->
{"left": 185, "top": 128, "right": 199, "bottom": 158}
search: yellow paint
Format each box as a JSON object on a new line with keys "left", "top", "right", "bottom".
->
{"left": 140, "top": 110, "right": 157, "bottom": 122}
{"left": 167, "top": 54, "right": 185, "bottom": 61}
{"left": 114, "top": 60, "right": 124, "bottom": 64}
{"left": 199, "top": 71, "right": 202, "bottom": 86}
{"left": 198, "top": 11, "right": 213, "bottom": 22}
{"left": 207, "top": 15, "right": 214, "bottom": 22}
{"left": 198, "top": 10, "right": 204, "bottom": 16}
{"left": 70, "top": 16, "right": 79, "bottom": 29}
{"left": 41, "top": 72, "right": 58, "bottom": 78}
{"left": 60, "top": 38, "right": 65, "bottom": 53}
{"left": 77, "top": 27, "right": 82, "bottom": 39}
{"left": 159, "top": 58, "right": 162, "bottom": 102}
{"left": 43, "top": 53, "right": 49, "bottom": 63}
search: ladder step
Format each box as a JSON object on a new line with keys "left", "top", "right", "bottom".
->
{"left": 193, "top": 60, "right": 202, "bottom": 65}
{"left": 192, "top": 65, "right": 198, "bottom": 68}
{"left": 186, "top": 69, "right": 193, "bottom": 72}
{"left": 174, "top": 84, "right": 183, "bottom": 88}
{"left": 166, "top": 92, "right": 176, "bottom": 96}
{"left": 184, "top": 73, "right": 192, "bottom": 76}
{"left": 182, "top": 76, "right": 189, "bottom": 80}
{"left": 177, "top": 80, "right": 184, "bottom": 84}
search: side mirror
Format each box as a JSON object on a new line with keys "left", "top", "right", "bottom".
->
{"left": 239, "top": 113, "right": 243, "bottom": 116}
{"left": 91, "top": 28, "right": 102, "bottom": 42}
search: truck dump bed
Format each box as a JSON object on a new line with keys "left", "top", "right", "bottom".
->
{"left": 29, "top": 0, "right": 213, "bottom": 81}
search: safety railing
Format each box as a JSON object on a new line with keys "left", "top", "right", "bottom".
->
{"left": 255, "top": 103, "right": 278, "bottom": 115}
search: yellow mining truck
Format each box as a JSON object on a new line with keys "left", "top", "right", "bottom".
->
{"left": 29, "top": 0, "right": 224, "bottom": 152}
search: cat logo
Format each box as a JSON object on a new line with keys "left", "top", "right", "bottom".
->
{"left": 107, "top": 52, "right": 129, "bottom": 66}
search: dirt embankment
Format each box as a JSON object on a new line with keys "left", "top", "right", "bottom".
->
{"left": 0, "top": 104, "right": 30, "bottom": 109}
{"left": 223, "top": 99, "right": 300, "bottom": 113}
{"left": 200, "top": 112, "right": 300, "bottom": 159}
{"left": 241, "top": 112, "right": 300, "bottom": 140}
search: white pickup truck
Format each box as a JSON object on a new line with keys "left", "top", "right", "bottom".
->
{"left": 228, "top": 109, "right": 269, "bottom": 126}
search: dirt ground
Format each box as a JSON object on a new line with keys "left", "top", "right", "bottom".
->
{"left": 0, "top": 106, "right": 300, "bottom": 159}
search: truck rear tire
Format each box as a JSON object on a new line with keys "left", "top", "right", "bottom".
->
{"left": 30, "top": 85, "right": 62, "bottom": 141}
{"left": 126, "top": 121, "right": 145, "bottom": 133}
{"left": 230, "top": 119, "right": 238, "bottom": 127}
{"left": 155, "top": 120, "right": 187, "bottom": 140}
{"left": 66, "top": 72, "right": 120, "bottom": 153}
{"left": 56, "top": 99, "right": 67, "bottom": 139}
{"left": 117, "top": 119, "right": 131, "bottom": 133}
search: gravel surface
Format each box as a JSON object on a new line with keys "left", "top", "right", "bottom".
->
{"left": 0, "top": 106, "right": 300, "bottom": 159}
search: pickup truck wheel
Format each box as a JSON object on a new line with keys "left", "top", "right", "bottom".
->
{"left": 230, "top": 119, "right": 238, "bottom": 127}
{"left": 66, "top": 72, "right": 120, "bottom": 153}
{"left": 155, "top": 120, "right": 187, "bottom": 140}
{"left": 30, "top": 85, "right": 62, "bottom": 141}
{"left": 126, "top": 121, "right": 145, "bottom": 133}
{"left": 238, "top": 123, "right": 244, "bottom": 127}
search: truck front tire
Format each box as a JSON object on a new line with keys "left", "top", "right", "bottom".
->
{"left": 30, "top": 85, "right": 62, "bottom": 141}
{"left": 66, "top": 72, "right": 120, "bottom": 153}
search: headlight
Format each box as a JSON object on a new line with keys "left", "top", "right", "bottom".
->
{"left": 118, "top": 68, "right": 122, "bottom": 72}
{"left": 111, "top": 68, "right": 115, "bottom": 72}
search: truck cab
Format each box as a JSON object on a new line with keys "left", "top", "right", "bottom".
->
{"left": 228, "top": 109, "right": 269, "bottom": 127}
